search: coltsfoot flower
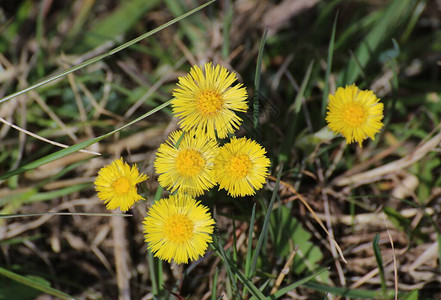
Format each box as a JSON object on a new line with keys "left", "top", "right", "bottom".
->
{"left": 214, "top": 137, "right": 271, "bottom": 197}
{"left": 143, "top": 194, "right": 215, "bottom": 264}
{"left": 172, "top": 62, "right": 248, "bottom": 139}
{"left": 154, "top": 130, "right": 219, "bottom": 196}
{"left": 94, "top": 158, "right": 148, "bottom": 212}
{"left": 326, "top": 84, "right": 384, "bottom": 146}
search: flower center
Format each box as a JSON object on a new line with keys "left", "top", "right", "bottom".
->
{"left": 112, "top": 177, "right": 130, "bottom": 195}
{"left": 164, "top": 214, "right": 194, "bottom": 244}
{"left": 343, "top": 103, "right": 366, "bottom": 127}
{"left": 176, "top": 149, "right": 205, "bottom": 177}
{"left": 196, "top": 89, "right": 223, "bottom": 116}
{"left": 227, "top": 154, "right": 252, "bottom": 179}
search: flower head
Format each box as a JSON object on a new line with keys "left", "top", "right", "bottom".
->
{"left": 94, "top": 158, "right": 148, "bottom": 212}
{"left": 154, "top": 130, "right": 219, "bottom": 196}
{"left": 326, "top": 84, "right": 384, "bottom": 146}
{"left": 214, "top": 137, "right": 270, "bottom": 197}
{"left": 172, "top": 62, "right": 248, "bottom": 139}
{"left": 143, "top": 194, "right": 215, "bottom": 264}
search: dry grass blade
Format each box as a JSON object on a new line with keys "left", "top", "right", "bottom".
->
{"left": 263, "top": 0, "right": 320, "bottom": 33}
{"left": 270, "top": 248, "right": 298, "bottom": 295}
{"left": 333, "top": 128, "right": 441, "bottom": 186}
{"left": 0, "top": 117, "right": 100, "bottom": 155}
{"left": 112, "top": 215, "right": 131, "bottom": 300}
{"left": 383, "top": 212, "right": 398, "bottom": 300}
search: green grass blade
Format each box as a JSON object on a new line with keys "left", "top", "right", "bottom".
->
{"left": 154, "top": 186, "right": 164, "bottom": 202}
{"left": 321, "top": 12, "right": 338, "bottom": 119}
{"left": 333, "top": 9, "right": 380, "bottom": 51}
{"left": 373, "top": 233, "right": 387, "bottom": 298}
{"left": 0, "top": 235, "right": 43, "bottom": 246}
{"left": 292, "top": 60, "right": 314, "bottom": 115}
{"left": 23, "top": 184, "right": 91, "bottom": 203}
{"left": 0, "top": 0, "right": 215, "bottom": 105}
{"left": 212, "top": 238, "right": 239, "bottom": 296}
{"left": 270, "top": 268, "right": 329, "bottom": 299}
{"left": 243, "top": 203, "right": 256, "bottom": 298}
{"left": 211, "top": 267, "right": 219, "bottom": 300}
{"left": 164, "top": 0, "right": 204, "bottom": 49}
{"left": 254, "top": 28, "right": 268, "bottom": 132}
{"left": 0, "top": 100, "right": 171, "bottom": 181}
{"left": 77, "top": 0, "right": 162, "bottom": 51}
{"left": 147, "top": 182, "right": 166, "bottom": 296}
{"left": 231, "top": 266, "right": 266, "bottom": 300}
{"left": 0, "top": 184, "right": 89, "bottom": 206}
{"left": 279, "top": 60, "right": 313, "bottom": 163}
{"left": 258, "top": 278, "right": 271, "bottom": 292}
{"left": 244, "top": 204, "right": 256, "bottom": 277}
{"left": 400, "top": 1, "right": 426, "bottom": 43}
{"left": 341, "top": 0, "right": 416, "bottom": 84}
{"left": 403, "top": 290, "right": 418, "bottom": 300}
{"left": 0, "top": 267, "right": 74, "bottom": 300}
{"left": 348, "top": 49, "right": 367, "bottom": 80}
{"left": 62, "top": 0, "right": 95, "bottom": 46}
{"left": 0, "top": 136, "right": 99, "bottom": 180}
{"left": 383, "top": 43, "right": 399, "bottom": 128}
{"left": 250, "top": 165, "right": 283, "bottom": 276}
{"left": 232, "top": 214, "right": 238, "bottom": 262}
{"left": 213, "top": 240, "right": 266, "bottom": 300}
{"left": 147, "top": 252, "right": 159, "bottom": 295}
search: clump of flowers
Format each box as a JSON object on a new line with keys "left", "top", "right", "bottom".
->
{"left": 162, "top": 62, "right": 271, "bottom": 199}
{"left": 94, "top": 62, "right": 271, "bottom": 264}
{"left": 94, "top": 158, "right": 147, "bottom": 212}
{"left": 326, "top": 84, "right": 384, "bottom": 146}
{"left": 143, "top": 194, "right": 215, "bottom": 264}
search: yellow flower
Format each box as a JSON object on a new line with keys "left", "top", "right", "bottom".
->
{"left": 154, "top": 130, "right": 219, "bottom": 196}
{"left": 94, "top": 158, "right": 148, "bottom": 212}
{"left": 172, "top": 62, "right": 248, "bottom": 139}
{"left": 214, "top": 137, "right": 271, "bottom": 197}
{"left": 143, "top": 194, "right": 215, "bottom": 264}
{"left": 326, "top": 84, "right": 384, "bottom": 146}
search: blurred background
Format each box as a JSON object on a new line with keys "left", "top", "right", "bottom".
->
{"left": 1, "top": 0, "right": 441, "bottom": 299}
